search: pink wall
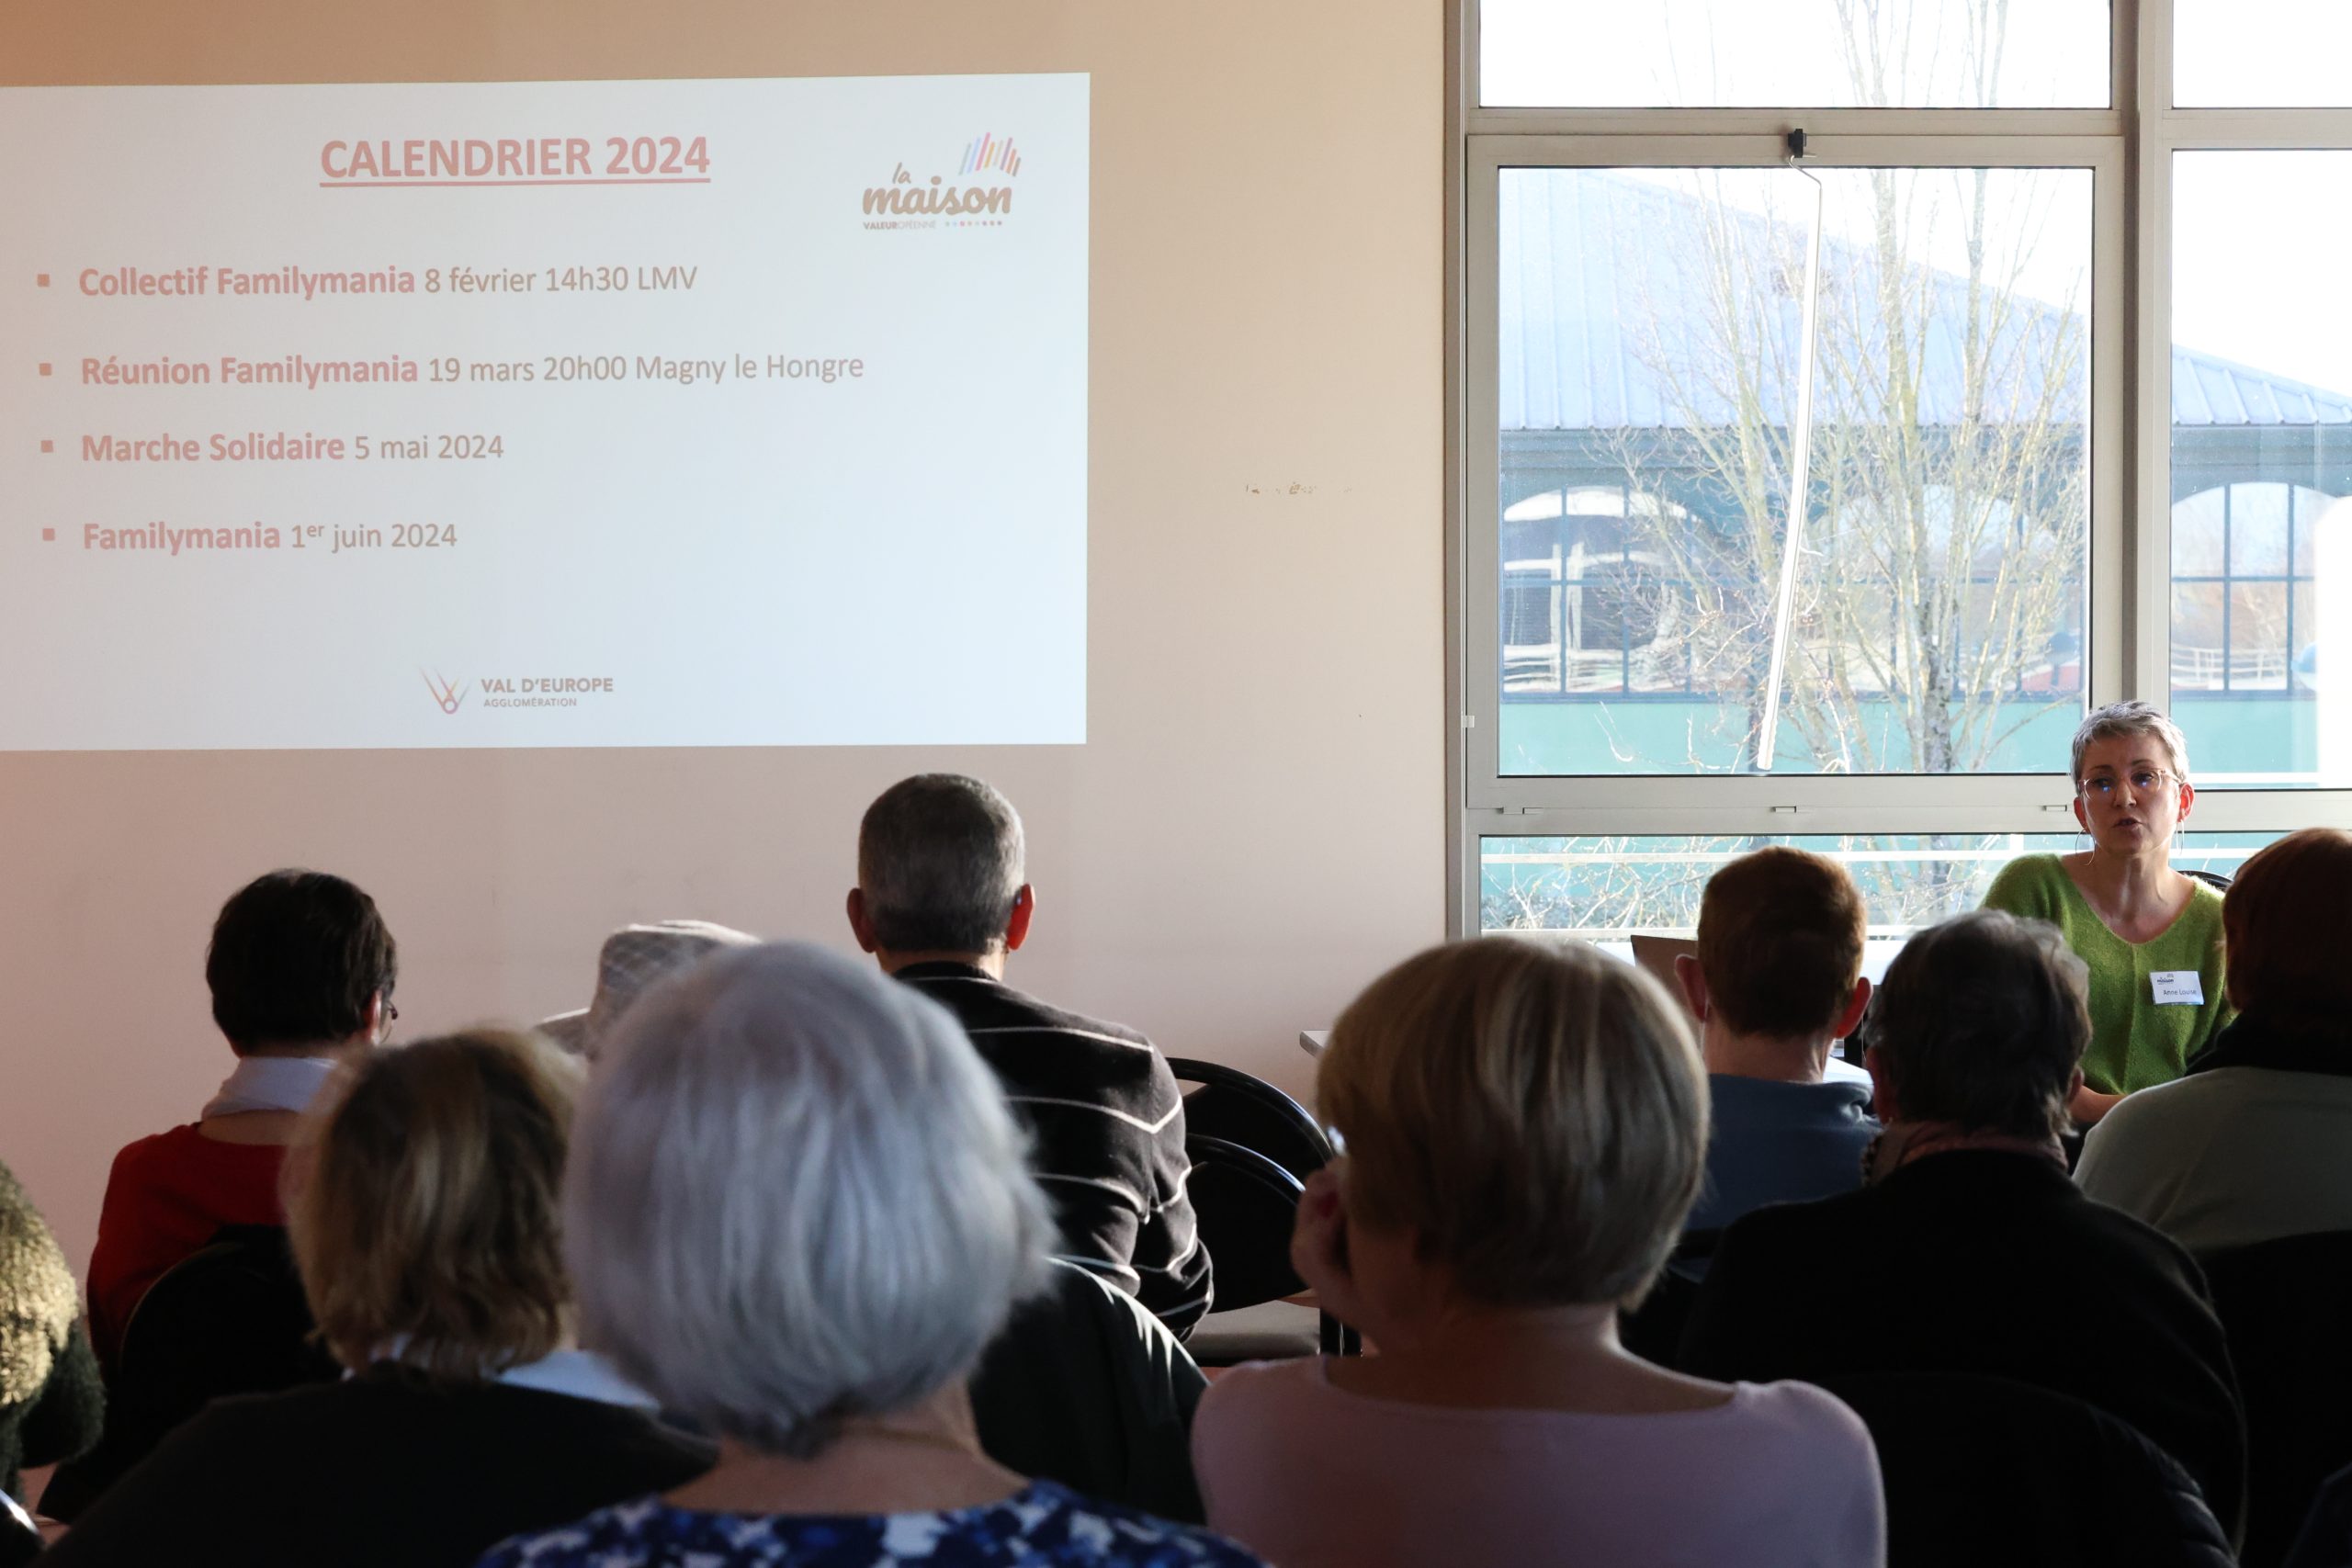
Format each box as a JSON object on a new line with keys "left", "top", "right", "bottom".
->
{"left": 0, "top": 0, "right": 1446, "bottom": 1272}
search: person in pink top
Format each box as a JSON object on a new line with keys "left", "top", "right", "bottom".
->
{"left": 1192, "top": 937, "right": 1884, "bottom": 1568}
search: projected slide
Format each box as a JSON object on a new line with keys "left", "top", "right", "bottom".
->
{"left": 0, "top": 75, "right": 1088, "bottom": 750}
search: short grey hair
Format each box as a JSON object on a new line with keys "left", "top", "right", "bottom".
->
{"left": 1861, "top": 910, "right": 2090, "bottom": 1143}
{"left": 2070, "top": 700, "right": 2191, "bottom": 785}
{"left": 566, "top": 942, "right": 1055, "bottom": 1457}
{"left": 857, "top": 774, "right": 1026, "bottom": 953}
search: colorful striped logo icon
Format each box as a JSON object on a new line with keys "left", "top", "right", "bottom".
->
{"left": 959, "top": 133, "right": 1022, "bottom": 177}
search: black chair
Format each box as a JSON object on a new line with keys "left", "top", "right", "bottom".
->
{"left": 1180, "top": 1137, "right": 1319, "bottom": 1365}
{"left": 1821, "top": 1371, "right": 2234, "bottom": 1568}
{"left": 1617, "top": 1225, "right": 1722, "bottom": 1365}
{"left": 42, "top": 1224, "right": 340, "bottom": 1520}
{"left": 2200, "top": 1230, "right": 2352, "bottom": 1568}
{"left": 1167, "top": 1058, "right": 1333, "bottom": 1182}
{"left": 1167, "top": 1059, "right": 1356, "bottom": 1362}
{"left": 2185, "top": 868, "right": 2235, "bottom": 893}
{"left": 971, "top": 1258, "right": 1210, "bottom": 1523}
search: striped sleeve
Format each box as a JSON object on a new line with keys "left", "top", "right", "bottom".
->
{"left": 901, "top": 969, "right": 1216, "bottom": 1338}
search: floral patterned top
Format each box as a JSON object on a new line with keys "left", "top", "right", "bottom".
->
{"left": 476, "top": 1481, "right": 1265, "bottom": 1568}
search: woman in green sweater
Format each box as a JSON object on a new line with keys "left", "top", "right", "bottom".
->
{"left": 1983, "top": 700, "right": 2230, "bottom": 1125}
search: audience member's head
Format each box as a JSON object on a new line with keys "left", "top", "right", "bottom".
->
{"left": 1317, "top": 938, "right": 1706, "bottom": 1314}
{"left": 1681, "top": 847, "right": 1871, "bottom": 1055}
{"left": 288, "top": 1028, "right": 581, "bottom": 1377}
{"left": 567, "top": 942, "right": 1054, "bottom": 1458}
{"left": 539, "top": 919, "right": 757, "bottom": 1057}
{"left": 848, "top": 773, "right": 1032, "bottom": 964}
{"left": 1861, "top": 910, "right": 2088, "bottom": 1144}
{"left": 208, "top": 869, "right": 397, "bottom": 1055}
{"left": 2222, "top": 827, "right": 2352, "bottom": 1034}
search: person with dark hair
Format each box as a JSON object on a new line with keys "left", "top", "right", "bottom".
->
{"left": 84, "top": 869, "right": 397, "bottom": 1369}
{"left": 846, "top": 774, "right": 1213, "bottom": 1337}
{"left": 2080, "top": 828, "right": 2352, "bottom": 1252}
{"left": 1679, "top": 909, "right": 2246, "bottom": 1535}
{"left": 44, "top": 1030, "right": 712, "bottom": 1568}
{"left": 1673, "top": 847, "right": 1877, "bottom": 1237}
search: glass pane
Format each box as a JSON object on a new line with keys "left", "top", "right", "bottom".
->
{"left": 1498, "top": 166, "right": 2093, "bottom": 776}
{"left": 1480, "top": 831, "right": 2283, "bottom": 950}
{"left": 2230, "top": 582, "right": 2291, "bottom": 691}
{"left": 2230, "top": 484, "right": 2291, "bottom": 576}
{"left": 1482, "top": 0, "right": 2109, "bottom": 108}
{"left": 2177, "top": 0, "right": 2352, "bottom": 107}
{"left": 2170, "top": 152, "right": 2352, "bottom": 786}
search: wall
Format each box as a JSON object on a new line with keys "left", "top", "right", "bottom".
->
{"left": 0, "top": 1, "right": 1445, "bottom": 1270}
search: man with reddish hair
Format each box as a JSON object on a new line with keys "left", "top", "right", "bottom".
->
{"left": 1673, "top": 847, "right": 1877, "bottom": 1237}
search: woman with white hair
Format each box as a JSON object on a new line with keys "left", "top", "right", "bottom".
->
{"left": 1983, "top": 700, "right": 2232, "bottom": 1123}
{"left": 481, "top": 943, "right": 1262, "bottom": 1568}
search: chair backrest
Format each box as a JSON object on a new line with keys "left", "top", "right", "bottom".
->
{"left": 1615, "top": 1226, "right": 1722, "bottom": 1365}
{"left": 40, "top": 1224, "right": 341, "bottom": 1520}
{"left": 2200, "top": 1229, "right": 2352, "bottom": 1568}
{"left": 1166, "top": 1058, "right": 1331, "bottom": 1186}
{"left": 1821, "top": 1371, "right": 2234, "bottom": 1568}
{"left": 969, "top": 1258, "right": 1208, "bottom": 1524}
{"left": 1182, "top": 1135, "right": 1306, "bottom": 1312}
{"left": 2184, "top": 868, "right": 2234, "bottom": 893}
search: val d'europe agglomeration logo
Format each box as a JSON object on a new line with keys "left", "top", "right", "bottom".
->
{"left": 863, "top": 132, "right": 1022, "bottom": 230}
{"left": 422, "top": 669, "right": 469, "bottom": 715}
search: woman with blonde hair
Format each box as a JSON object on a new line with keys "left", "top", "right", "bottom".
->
{"left": 43, "top": 1030, "right": 713, "bottom": 1567}
{"left": 1983, "top": 700, "right": 2231, "bottom": 1122}
{"left": 1191, "top": 938, "right": 1884, "bottom": 1568}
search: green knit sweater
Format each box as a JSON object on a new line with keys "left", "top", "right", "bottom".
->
{"left": 1981, "top": 854, "right": 2233, "bottom": 1095}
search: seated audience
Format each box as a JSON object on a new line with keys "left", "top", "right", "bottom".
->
{"left": 1673, "top": 846, "right": 1877, "bottom": 1236}
{"left": 1679, "top": 909, "right": 2245, "bottom": 1535}
{"left": 44, "top": 1030, "right": 713, "bottom": 1568}
{"left": 847, "top": 774, "right": 1213, "bottom": 1337}
{"left": 85, "top": 868, "right": 395, "bottom": 1369}
{"left": 481, "top": 943, "right": 1261, "bottom": 1567}
{"left": 2077, "top": 828, "right": 2352, "bottom": 1252}
{"left": 1191, "top": 938, "right": 1884, "bottom": 1568}
{"left": 0, "top": 1157, "right": 102, "bottom": 1500}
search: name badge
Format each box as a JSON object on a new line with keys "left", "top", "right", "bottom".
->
{"left": 2152, "top": 970, "right": 2205, "bottom": 1006}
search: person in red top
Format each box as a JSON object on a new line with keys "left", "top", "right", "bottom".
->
{"left": 85, "top": 869, "right": 397, "bottom": 1369}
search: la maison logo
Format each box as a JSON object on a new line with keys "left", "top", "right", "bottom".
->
{"left": 421, "top": 669, "right": 469, "bottom": 715}
{"left": 862, "top": 132, "right": 1021, "bottom": 229}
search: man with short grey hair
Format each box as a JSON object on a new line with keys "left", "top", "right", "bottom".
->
{"left": 847, "top": 774, "right": 1214, "bottom": 1337}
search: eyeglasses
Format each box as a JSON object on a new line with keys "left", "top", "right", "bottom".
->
{"left": 2078, "top": 768, "right": 2180, "bottom": 802}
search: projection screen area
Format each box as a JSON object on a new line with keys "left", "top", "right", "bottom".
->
{"left": 0, "top": 74, "right": 1089, "bottom": 750}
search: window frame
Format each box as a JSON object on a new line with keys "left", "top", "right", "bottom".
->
{"left": 1446, "top": 0, "right": 2352, "bottom": 939}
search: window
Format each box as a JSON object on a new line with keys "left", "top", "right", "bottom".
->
{"left": 2169, "top": 151, "right": 2352, "bottom": 786}
{"left": 1479, "top": 830, "right": 2279, "bottom": 953}
{"left": 2175, "top": 1, "right": 2352, "bottom": 107}
{"left": 1496, "top": 165, "right": 2093, "bottom": 776}
{"left": 1481, "top": 0, "right": 2109, "bottom": 109}
{"left": 1451, "top": 0, "right": 2346, "bottom": 937}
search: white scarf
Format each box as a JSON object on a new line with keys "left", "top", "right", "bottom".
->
{"left": 200, "top": 1055, "right": 343, "bottom": 1119}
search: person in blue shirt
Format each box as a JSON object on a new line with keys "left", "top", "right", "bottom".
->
{"left": 1672, "top": 848, "right": 1878, "bottom": 1239}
